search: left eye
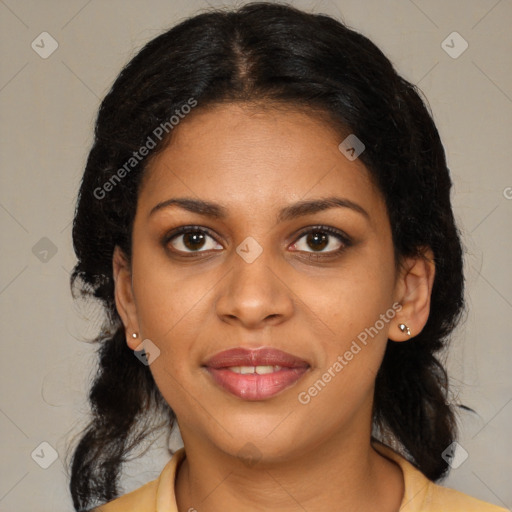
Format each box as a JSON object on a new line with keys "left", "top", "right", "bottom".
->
{"left": 291, "top": 228, "right": 348, "bottom": 253}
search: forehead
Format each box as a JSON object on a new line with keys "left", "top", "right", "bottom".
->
{"left": 137, "top": 102, "right": 384, "bottom": 224}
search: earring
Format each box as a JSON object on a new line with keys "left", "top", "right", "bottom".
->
{"left": 132, "top": 332, "right": 138, "bottom": 339}
{"left": 398, "top": 323, "right": 411, "bottom": 336}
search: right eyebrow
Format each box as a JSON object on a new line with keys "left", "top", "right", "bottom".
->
{"left": 149, "top": 198, "right": 228, "bottom": 219}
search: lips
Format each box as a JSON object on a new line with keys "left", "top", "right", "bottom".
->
{"left": 203, "top": 347, "right": 310, "bottom": 401}
{"left": 204, "top": 347, "right": 309, "bottom": 369}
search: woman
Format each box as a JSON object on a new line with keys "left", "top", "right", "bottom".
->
{"left": 69, "top": 2, "right": 507, "bottom": 511}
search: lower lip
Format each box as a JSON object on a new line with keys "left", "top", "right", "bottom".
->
{"left": 205, "top": 367, "right": 309, "bottom": 400}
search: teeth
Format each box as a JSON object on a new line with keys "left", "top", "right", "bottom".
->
{"left": 255, "top": 365, "right": 277, "bottom": 375}
{"left": 228, "top": 365, "right": 282, "bottom": 374}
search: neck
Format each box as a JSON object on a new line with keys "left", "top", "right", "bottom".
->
{"left": 175, "top": 424, "right": 403, "bottom": 512}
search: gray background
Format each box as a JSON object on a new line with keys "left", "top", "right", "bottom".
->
{"left": 0, "top": 0, "right": 511, "bottom": 510}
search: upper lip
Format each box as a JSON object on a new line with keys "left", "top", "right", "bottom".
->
{"left": 203, "top": 347, "right": 310, "bottom": 369}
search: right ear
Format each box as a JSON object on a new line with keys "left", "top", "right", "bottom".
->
{"left": 112, "top": 245, "right": 140, "bottom": 350}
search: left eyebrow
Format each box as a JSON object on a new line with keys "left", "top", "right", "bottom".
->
{"left": 277, "top": 197, "right": 370, "bottom": 222}
{"left": 148, "top": 196, "right": 370, "bottom": 222}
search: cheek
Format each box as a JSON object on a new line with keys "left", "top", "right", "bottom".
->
{"left": 131, "top": 244, "right": 214, "bottom": 343}
{"left": 131, "top": 258, "right": 203, "bottom": 413}
{"left": 308, "top": 256, "right": 395, "bottom": 343}
{"left": 302, "top": 249, "right": 396, "bottom": 398}
{"left": 295, "top": 282, "right": 394, "bottom": 426}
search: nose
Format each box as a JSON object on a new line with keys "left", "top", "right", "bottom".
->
{"left": 215, "top": 245, "right": 295, "bottom": 330}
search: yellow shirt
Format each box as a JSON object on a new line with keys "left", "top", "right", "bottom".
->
{"left": 95, "top": 444, "right": 508, "bottom": 511}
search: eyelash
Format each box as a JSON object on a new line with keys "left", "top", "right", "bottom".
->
{"left": 162, "top": 225, "right": 352, "bottom": 259}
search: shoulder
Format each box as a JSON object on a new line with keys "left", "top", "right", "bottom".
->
{"left": 373, "top": 442, "right": 508, "bottom": 512}
{"left": 422, "top": 480, "right": 508, "bottom": 511}
{"left": 92, "top": 448, "right": 186, "bottom": 512}
{"left": 92, "top": 479, "right": 159, "bottom": 512}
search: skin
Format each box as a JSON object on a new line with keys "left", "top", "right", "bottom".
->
{"left": 113, "top": 102, "right": 435, "bottom": 512}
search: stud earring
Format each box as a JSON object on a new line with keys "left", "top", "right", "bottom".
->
{"left": 398, "top": 323, "right": 411, "bottom": 336}
{"left": 132, "top": 332, "right": 138, "bottom": 339}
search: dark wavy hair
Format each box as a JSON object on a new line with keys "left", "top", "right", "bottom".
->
{"left": 69, "top": 2, "right": 465, "bottom": 510}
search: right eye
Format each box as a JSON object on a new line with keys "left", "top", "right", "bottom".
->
{"left": 164, "top": 226, "right": 223, "bottom": 255}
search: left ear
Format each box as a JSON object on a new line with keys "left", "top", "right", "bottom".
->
{"left": 389, "top": 246, "right": 435, "bottom": 342}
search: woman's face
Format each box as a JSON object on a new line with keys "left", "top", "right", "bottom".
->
{"left": 117, "top": 102, "right": 404, "bottom": 462}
